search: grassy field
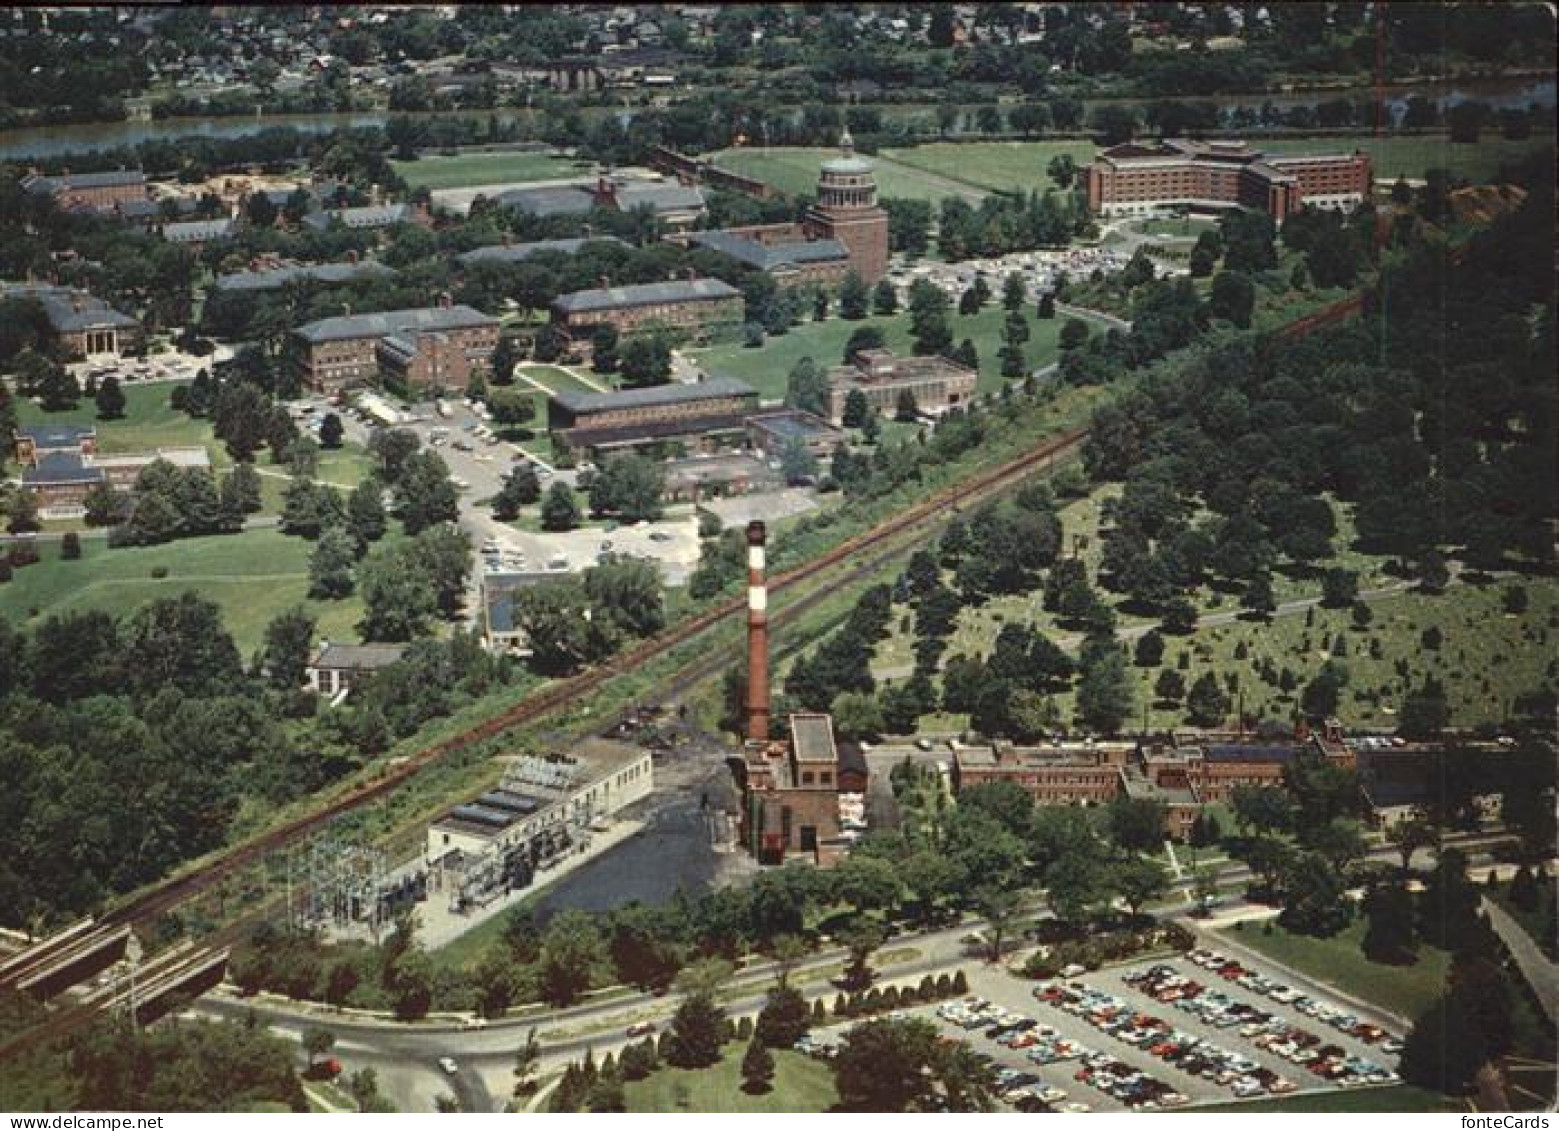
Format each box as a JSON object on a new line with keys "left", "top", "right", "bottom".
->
{"left": 1219, "top": 918, "right": 1449, "bottom": 1022}
{"left": 884, "top": 140, "right": 1097, "bottom": 195}
{"left": 15, "top": 381, "right": 208, "bottom": 454}
{"left": 0, "top": 529, "right": 367, "bottom": 654}
{"left": 690, "top": 305, "right": 1063, "bottom": 402}
{"left": 711, "top": 147, "right": 981, "bottom": 203}
{"left": 390, "top": 151, "right": 584, "bottom": 191}
{"left": 623, "top": 1048, "right": 837, "bottom": 1113}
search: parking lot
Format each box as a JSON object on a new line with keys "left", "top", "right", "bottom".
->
{"left": 790, "top": 948, "right": 1405, "bottom": 1113}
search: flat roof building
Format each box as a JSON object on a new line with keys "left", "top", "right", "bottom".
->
{"left": 824, "top": 348, "right": 977, "bottom": 425}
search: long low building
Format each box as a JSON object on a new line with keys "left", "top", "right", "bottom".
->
{"left": 212, "top": 258, "right": 397, "bottom": 293}
{"left": 551, "top": 277, "right": 744, "bottom": 346}
{"left": 686, "top": 227, "right": 853, "bottom": 288}
{"left": 546, "top": 375, "right": 759, "bottom": 455}
{"left": 292, "top": 300, "right": 500, "bottom": 394}
{"left": 825, "top": 347, "right": 977, "bottom": 425}
{"left": 456, "top": 234, "right": 626, "bottom": 267}
{"left": 1085, "top": 138, "right": 1373, "bottom": 218}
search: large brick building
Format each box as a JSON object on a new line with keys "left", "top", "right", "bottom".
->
{"left": 22, "top": 169, "right": 148, "bottom": 214}
{"left": 546, "top": 375, "right": 758, "bottom": 455}
{"left": 13, "top": 424, "right": 209, "bottom": 517}
{"left": 292, "top": 301, "right": 500, "bottom": 394}
{"left": 685, "top": 227, "right": 853, "bottom": 289}
{"left": 0, "top": 283, "right": 142, "bottom": 358}
{"left": 824, "top": 348, "right": 978, "bottom": 425}
{"left": 801, "top": 130, "right": 890, "bottom": 284}
{"left": 1085, "top": 139, "right": 1373, "bottom": 218}
{"left": 953, "top": 740, "right": 1133, "bottom": 805}
{"left": 550, "top": 277, "right": 744, "bottom": 345}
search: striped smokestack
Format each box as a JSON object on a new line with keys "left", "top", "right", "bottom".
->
{"left": 746, "top": 520, "right": 770, "bottom": 744}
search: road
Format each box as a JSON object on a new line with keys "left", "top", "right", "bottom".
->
{"left": 1481, "top": 896, "right": 1559, "bottom": 1024}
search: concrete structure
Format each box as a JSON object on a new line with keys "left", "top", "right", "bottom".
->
{"left": 550, "top": 277, "right": 743, "bottom": 345}
{"left": 663, "top": 452, "right": 779, "bottom": 503}
{"left": 546, "top": 375, "right": 758, "bottom": 456}
{"left": 825, "top": 348, "right": 977, "bottom": 424}
{"left": 425, "top": 742, "right": 654, "bottom": 911}
{"left": 746, "top": 409, "right": 847, "bottom": 461}
{"left": 292, "top": 301, "right": 499, "bottom": 393}
{"left": 733, "top": 521, "right": 867, "bottom": 865}
{"left": 22, "top": 169, "right": 147, "bottom": 213}
{"left": 305, "top": 640, "right": 407, "bottom": 698}
{"left": 1085, "top": 139, "right": 1373, "bottom": 218}
{"left": 0, "top": 283, "right": 141, "bottom": 358}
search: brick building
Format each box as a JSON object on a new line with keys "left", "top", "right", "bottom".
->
{"left": 13, "top": 425, "right": 209, "bottom": 516}
{"left": 663, "top": 452, "right": 780, "bottom": 503}
{"left": 685, "top": 227, "right": 853, "bottom": 289}
{"left": 801, "top": 130, "right": 890, "bottom": 283}
{"left": 952, "top": 740, "right": 1133, "bottom": 805}
{"left": 550, "top": 277, "right": 744, "bottom": 345}
{"left": 1085, "top": 139, "right": 1373, "bottom": 218}
{"left": 292, "top": 301, "right": 500, "bottom": 394}
{"left": 825, "top": 348, "right": 978, "bottom": 425}
{"left": 546, "top": 376, "right": 758, "bottom": 456}
{"left": 0, "top": 283, "right": 142, "bottom": 359}
{"left": 22, "top": 169, "right": 148, "bottom": 213}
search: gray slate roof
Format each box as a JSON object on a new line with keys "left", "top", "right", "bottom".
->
{"left": 611, "top": 182, "right": 706, "bottom": 213}
{"left": 310, "top": 641, "right": 407, "bottom": 670}
{"left": 552, "top": 374, "right": 755, "bottom": 415}
{"left": 213, "top": 260, "right": 397, "bottom": 292}
{"left": 552, "top": 277, "right": 740, "bottom": 316}
{"left": 456, "top": 236, "right": 625, "bottom": 266}
{"left": 688, "top": 230, "right": 848, "bottom": 272}
{"left": 23, "top": 451, "right": 105, "bottom": 486}
{"left": 0, "top": 284, "right": 138, "bottom": 334}
{"left": 23, "top": 169, "right": 146, "bottom": 194}
{"left": 493, "top": 185, "right": 595, "bottom": 218}
{"left": 18, "top": 423, "right": 96, "bottom": 447}
{"left": 295, "top": 304, "right": 497, "bottom": 343}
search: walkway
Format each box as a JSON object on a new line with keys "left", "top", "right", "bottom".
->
{"left": 1482, "top": 896, "right": 1559, "bottom": 1025}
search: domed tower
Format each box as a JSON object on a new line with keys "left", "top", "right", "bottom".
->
{"left": 804, "top": 129, "right": 889, "bottom": 283}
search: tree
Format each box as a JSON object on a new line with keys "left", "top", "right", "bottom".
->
{"left": 394, "top": 450, "right": 459, "bottom": 534}
{"left": 94, "top": 374, "right": 126, "bottom": 419}
{"left": 1321, "top": 568, "right": 1358, "bottom": 607}
{"left": 487, "top": 385, "right": 537, "bottom": 433}
{"left": 755, "top": 984, "right": 810, "bottom": 1049}
{"left": 1361, "top": 882, "right": 1418, "bottom": 965}
{"left": 872, "top": 280, "right": 898, "bottom": 315}
{"left": 1185, "top": 671, "right": 1231, "bottom": 727}
{"left": 589, "top": 453, "right": 664, "bottom": 522}
{"left": 309, "top": 526, "right": 357, "bottom": 598}
{"left": 38, "top": 362, "right": 81, "bottom": 411}
{"left": 839, "top": 272, "right": 869, "bottom": 320}
{"left": 1059, "top": 318, "right": 1089, "bottom": 350}
{"left": 1242, "top": 571, "right": 1275, "bottom": 618}
{"left": 490, "top": 334, "right": 518, "bottom": 385}
{"left": 1075, "top": 639, "right": 1132, "bottom": 734}
{"left": 493, "top": 463, "right": 541, "bottom": 520}
{"left": 1045, "top": 851, "right": 1107, "bottom": 928}
{"left": 302, "top": 1026, "right": 336, "bottom": 1069}
{"left": 318, "top": 412, "right": 344, "bottom": 449}
{"left": 1400, "top": 993, "right": 1491, "bottom": 1095}
{"left": 1107, "top": 795, "right": 1168, "bottom": 857}
{"left": 347, "top": 481, "right": 387, "bottom": 547}
{"left": 1386, "top": 815, "right": 1440, "bottom": 876}
{"left": 82, "top": 479, "right": 124, "bottom": 527}
{"left": 358, "top": 543, "right": 438, "bottom": 641}
{"left": 7, "top": 488, "right": 40, "bottom": 534}
{"left": 1134, "top": 630, "right": 1164, "bottom": 667}
{"left": 1113, "top": 857, "right": 1170, "bottom": 918}
{"left": 60, "top": 531, "right": 81, "bottom": 560}
{"left": 1279, "top": 851, "right": 1353, "bottom": 937}
{"left": 833, "top": 1017, "right": 960, "bottom": 1112}
{"left": 590, "top": 323, "right": 620, "bottom": 373}
{"left": 1209, "top": 270, "right": 1255, "bottom": 328}
{"left": 537, "top": 910, "right": 609, "bottom": 1006}
{"left": 783, "top": 357, "right": 828, "bottom": 417}
{"left": 1231, "top": 785, "right": 1295, "bottom": 837}
{"left": 667, "top": 991, "right": 726, "bottom": 1069}
{"left": 513, "top": 1027, "right": 542, "bottom": 1095}
{"left": 894, "top": 387, "right": 919, "bottom": 421}
{"left": 540, "top": 482, "right": 582, "bottom": 531}
{"left": 740, "top": 1036, "right": 775, "bottom": 1094}
{"left": 262, "top": 607, "right": 316, "bottom": 691}
{"left": 1192, "top": 866, "right": 1220, "bottom": 915}
{"left": 780, "top": 437, "right": 818, "bottom": 485}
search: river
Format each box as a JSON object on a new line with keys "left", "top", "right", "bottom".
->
{"left": 0, "top": 75, "right": 1550, "bottom": 161}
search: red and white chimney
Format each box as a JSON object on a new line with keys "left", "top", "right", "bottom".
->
{"left": 746, "top": 520, "right": 770, "bottom": 744}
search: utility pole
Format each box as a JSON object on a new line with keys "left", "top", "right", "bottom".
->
{"left": 125, "top": 934, "right": 143, "bottom": 1033}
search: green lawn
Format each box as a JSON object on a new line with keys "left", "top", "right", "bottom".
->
{"left": 390, "top": 151, "right": 584, "bottom": 191}
{"left": 0, "top": 529, "right": 369, "bottom": 655}
{"left": 624, "top": 1048, "right": 838, "bottom": 1114}
{"left": 1189, "top": 1084, "right": 1462, "bottom": 1113}
{"left": 1219, "top": 918, "right": 1449, "bottom": 1022}
{"left": 16, "top": 381, "right": 208, "bottom": 454}
{"left": 711, "top": 147, "right": 980, "bottom": 203}
{"left": 884, "top": 140, "right": 1098, "bottom": 195}
{"left": 690, "top": 306, "right": 1062, "bottom": 403}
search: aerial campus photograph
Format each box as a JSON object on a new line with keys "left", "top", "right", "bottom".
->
{"left": 0, "top": 1, "right": 1553, "bottom": 1122}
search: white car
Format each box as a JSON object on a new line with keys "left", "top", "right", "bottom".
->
{"left": 438, "top": 1056, "right": 459, "bottom": 1075}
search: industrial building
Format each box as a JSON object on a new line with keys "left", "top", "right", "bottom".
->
{"left": 425, "top": 741, "right": 654, "bottom": 913}
{"left": 824, "top": 348, "right": 978, "bottom": 425}
{"left": 1085, "top": 139, "right": 1373, "bottom": 218}
{"left": 732, "top": 522, "right": 868, "bottom": 865}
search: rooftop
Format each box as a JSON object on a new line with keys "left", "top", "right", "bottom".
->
{"left": 295, "top": 304, "right": 497, "bottom": 343}
{"left": 301, "top": 203, "right": 419, "bottom": 231}
{"left": 747, "top": 409, "right": 844, "bottom": 442}
{"left": 688, "top": 229, "right": 849, "bottom": 272}
{"left": 17, "top": 423, "right": 96, "bottom": 447}
{"left": 22, "top": 451, "right": 104, "bottom": 486}
{"left": 310, "top": 640, "right": 407, "bottom": 671}
{"left": 791, "top": 713, "right": 839, "bottom": 764}
{"left": 213, "top": 260, "right": 396, "bottom": 292}
{"left": 0, "top": 283, "right": 138, "bottom": 334}
{"left": 24, "top": 169, "right": 146, "bottom": 193}
{"left": 456, "top": 235, "right": 625, "bottom": 266}
{"left": 161, "top": 218, "right": 236, "bottom": 243}
{"left": 551, "top": 374, "right": 756, "bottom": 415}
{"left": 552, "top": 276, "right": 741, "bottom": 316}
